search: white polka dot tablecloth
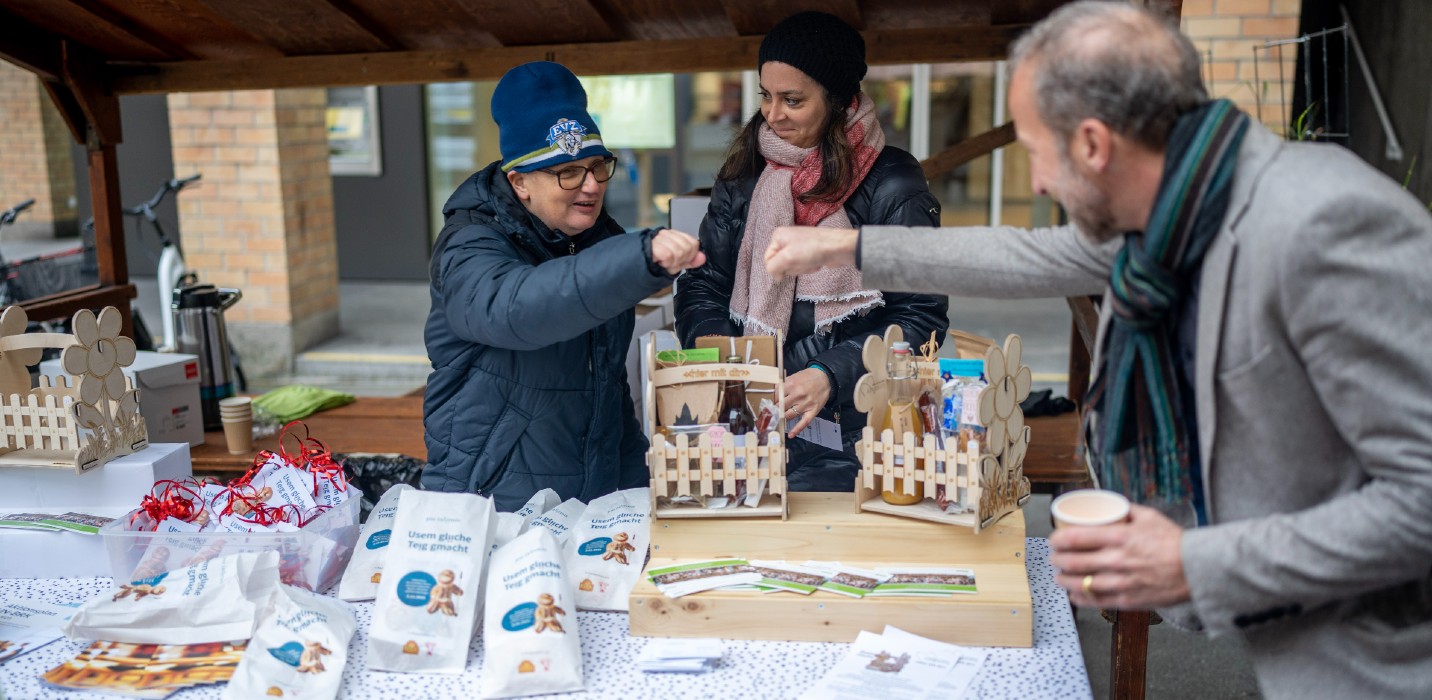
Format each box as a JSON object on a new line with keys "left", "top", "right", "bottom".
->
{"left": 0, "top": 538, "right": 1090, "bottom": 699}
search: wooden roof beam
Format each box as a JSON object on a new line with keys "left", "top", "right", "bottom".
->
{"left": 920, "top": 122, "right": 1016, "bottom": 181}
{"left": 717, "top": 0, "right": 863, "bottom": 35}
{"left": 109, "top": 24, "right": 1028, "bottom": 94}
{"left": 0, "top": 8, "right": 64, "bottom": 80}
{"left": 66, "top": 0, "right": 201, "bottom": 60}
{"left": 320, "top": 0, "right": 405, "bottom": 51}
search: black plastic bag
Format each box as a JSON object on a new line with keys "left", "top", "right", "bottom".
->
{"left": 1019, "top": 389, "right": 1077, "bottom": 418}
{"left": 338, "top": 453, "right": 425, "bottom": 522}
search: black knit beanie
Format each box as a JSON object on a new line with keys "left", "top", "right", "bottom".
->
{"left": 758, "top": 11, "right": 867, "bottom": 107}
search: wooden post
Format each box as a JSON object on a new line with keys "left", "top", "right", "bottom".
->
{"left": 86, "top": 141, "right": 133, "bottom": 339}
{"left": 1110, "top": 610, "right": 1151, "bottom": 700}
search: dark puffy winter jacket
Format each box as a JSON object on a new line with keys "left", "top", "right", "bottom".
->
{"left": 675, "top": 146, "right": 949, "bottom": 491}
{"left": 421, "top": 161, "right": 671, "bottom": 510}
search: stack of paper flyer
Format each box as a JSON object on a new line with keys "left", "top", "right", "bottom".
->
{"left": 798, "top": 627, "right": 987, "bottom": 700}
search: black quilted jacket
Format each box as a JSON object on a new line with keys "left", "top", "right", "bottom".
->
{"left": 674, "top": 146, "right": 949, "bottom": 490}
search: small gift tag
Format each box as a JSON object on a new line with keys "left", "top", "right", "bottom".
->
{"left": 796, "top": 416, "right": 843, "bottom": 451}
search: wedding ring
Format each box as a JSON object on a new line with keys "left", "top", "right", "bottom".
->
{"left": 1082, "top": 574, "right": 1095, "bottom": 596}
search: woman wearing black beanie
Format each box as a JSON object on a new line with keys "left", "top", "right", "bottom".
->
{"left": 675, "top": 11, "right": 949, "bottom": 491}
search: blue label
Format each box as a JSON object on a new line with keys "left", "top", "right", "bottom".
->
{"left": 130, "top": 572, "right": 168, "bottom": 587}
{"left": 366, "top": 529, "right": 391, "bottom": 550}
{"left": 502, "top": 602, "right": 537, "bottom": 632}
{"left": 267, "top": 641, "right": 304, "bottom": 667}
{"left": 577, "top": 537, "right": 612, "bottom": 557}
{"left": 396, "top": 571, "right": 437, "bottom": 607}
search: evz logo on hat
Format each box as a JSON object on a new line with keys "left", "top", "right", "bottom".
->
{"left": 547, "top": 118, "right": 586, "bottom": 157}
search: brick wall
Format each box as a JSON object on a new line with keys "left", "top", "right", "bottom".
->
{"left": 1182, "top": 0, "right": 1304, "bottom": 135}
{"left": 0, "top": 60, "right": 79, "bottom": 237}
{"left": 168, "top": 89, "right": 339, "bottom": 376}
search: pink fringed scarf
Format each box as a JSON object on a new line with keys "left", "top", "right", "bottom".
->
{"left": 730, "top": 94, "right": 885, "bottom": 337}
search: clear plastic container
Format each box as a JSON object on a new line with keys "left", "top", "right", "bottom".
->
{"left": 98, "top": 487, "right": 363, "bottom": 592}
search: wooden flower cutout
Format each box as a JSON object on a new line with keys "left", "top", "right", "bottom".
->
{"left": 977, "top": 335, "right": 1033, "bottom": 457}
{"left": 0, "top": 306, "right": 41, "bottom": 397}
{"left": 114, "top": 390, "right": 141, "bottom": 424}
{"left": 75, "top": 402, "right": 107, "bottom": 430}
{"left": 852, "top": 325, "right": 905, "bottom": 430}
{"left": 60, "top": 307, "right": 137, "bottom": 406}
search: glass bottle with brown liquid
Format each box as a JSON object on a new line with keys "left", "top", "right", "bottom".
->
{"left": 880, "top": 341, "right": 926, "bottom": 505}
{"left": 721, "top": 354, "right": 755, "bottom": 436}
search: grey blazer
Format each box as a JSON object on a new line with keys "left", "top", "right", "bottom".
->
{"left": 861, "top": 123, "right": 1432, "bottom": 699}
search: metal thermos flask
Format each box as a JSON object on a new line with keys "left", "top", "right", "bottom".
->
{"left": 172, "top": 283, "right": 242, "bottom": 430}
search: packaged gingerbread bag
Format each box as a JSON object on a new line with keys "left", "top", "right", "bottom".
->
{"left": 63, "top": 551, "right": 280, "bottom": 645}
{"left": 566, "top": 487, "right": 650, "bottom": 612}
{"left": 337, "top": 483, "right": 413, "bottom": 601}
{"left": 222, "top": 584, "right": 356, "bottom": 700}
{"left": 481, "top": 527, "right": 583, "bottom": 698}
{"left": 366, "top": 490, "right": 494, "bottom": 674}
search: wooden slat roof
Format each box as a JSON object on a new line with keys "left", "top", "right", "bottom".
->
{"left": 1, "top": 0, "right": 1075, "bottom": 96}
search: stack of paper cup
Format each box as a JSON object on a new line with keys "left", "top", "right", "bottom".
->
{"left": 218, "top": 397, "right": 254, "bottom": 455}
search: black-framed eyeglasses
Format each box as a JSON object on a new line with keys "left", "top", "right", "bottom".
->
{"left": 539, "top": 156, "right": 619, "bottom": 190}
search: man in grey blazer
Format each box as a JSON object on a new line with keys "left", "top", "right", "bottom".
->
{"left": 764, "top": 2, "right": 1432, "bottom": 698}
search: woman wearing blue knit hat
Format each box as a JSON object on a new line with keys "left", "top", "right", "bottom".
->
{"left": 422, "top": 61, "right": 704, "bottom": 510}
{"left": 676, "top": 11, "right": 948, "bottom": 492}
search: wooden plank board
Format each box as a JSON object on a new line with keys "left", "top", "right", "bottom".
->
{"left": 630, "top": 492, "right": 1032, "bottom": 647}
{"left": 109, "top": 25, "right": 1026, "bottom": 95}
{"left": 189, "top": 396, "right": 424, "bottom": 477}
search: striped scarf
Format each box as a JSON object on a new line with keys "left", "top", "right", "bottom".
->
{"left": 730, "top": 95, "right": 884, "bottom": 337}
{"left": 1086, "top": 99, "right": 1249, "bottom": 514}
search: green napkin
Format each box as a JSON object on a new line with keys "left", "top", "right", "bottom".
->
{"left": 252, "top": 385, "right": 355, "bottom": 424}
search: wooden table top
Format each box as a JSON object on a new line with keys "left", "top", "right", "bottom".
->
{"left": 188, "top": 394, "right": 1083, "bottom": 486}
{"left": 190, "top": 395, "right": 425, "bottom": 477}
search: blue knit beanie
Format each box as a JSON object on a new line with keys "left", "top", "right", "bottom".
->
{"left": 492, "top": 61, "right": 612, "bottom": 173}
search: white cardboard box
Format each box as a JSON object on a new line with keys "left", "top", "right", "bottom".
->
{"left": 41, "top": 351, "right": 205, "bottom": 447}
{"left": 0, "top": 442, "right": 191, "bottom": 511}
{"left": 668, "top": 194, "right": 710, "bottom": 236}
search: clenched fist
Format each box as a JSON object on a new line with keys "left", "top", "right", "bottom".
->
{"left": 651, "top": 229, "right": 706, "bottom": 275}
{"left": 764, "top": 226, "right": 859, "bottom": 279}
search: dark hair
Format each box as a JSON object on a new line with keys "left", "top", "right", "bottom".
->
{"left": 1010, "top": 0, "right": 1206, "bottom": 150}
{"left": 715, "top": 88, "right": 858, "bottom": 205}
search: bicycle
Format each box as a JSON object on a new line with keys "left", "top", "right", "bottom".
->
{"left": 0, "top": 197, "right": 92, "bottom": 308}
{"left": 80, "top": 174, "right": 246, "bottom": 391}
{"left": 108, "top": 173, "right": 202, "bottom": 352}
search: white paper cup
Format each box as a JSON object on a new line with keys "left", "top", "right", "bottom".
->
{"left": 219, "top": 397, "right": 252, "bottom": 409}
{"left": 1050, "top": 489, "right": 1131, "bottom": 528}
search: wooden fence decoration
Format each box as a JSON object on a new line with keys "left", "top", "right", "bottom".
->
{"left": 854, "top": 327, "right": 1033, "bottom": 532}
{"left": 0, "top": 305, "right": 148, "bottom": 472}
{"left": 644, "top": 334, "right": 789, "bottom": 520}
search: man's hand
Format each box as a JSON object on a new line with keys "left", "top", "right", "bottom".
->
{"left": 783, "top": 367, "right": 832, "bottom": 437}
{"left": 764, "top": 227, "right": 859, "bottom": 279}
{"left": 651, "top": 229, "right": 706, "bottom": 275}
{"left": 1049, "top": 504, "right": 1191, "bottom": 610}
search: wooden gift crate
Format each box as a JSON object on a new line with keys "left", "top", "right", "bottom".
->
{"left": 0, "top": 306, "right": 147, "bottom": 472}
{"left": 643, "top": 334, "right": 789, "bottom": 520}
{"left": 629, "top": 492, "right": 1032, "bottom": 647}
{"left": 853, "top": 327, "right": 1033, "bottom": 532}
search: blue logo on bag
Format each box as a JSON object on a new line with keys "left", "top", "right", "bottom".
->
{"left": 129, "top": 572, "right": 168, "bottom": 587}
{"left": 502, "top": 602, "right": 537, "bottom": 631}
{"left": 268, "top": 641, "right": 305, "bottom": 667}
{"left": 366, "top": 529, "right": 391, "bottom": 549}
{"left": 396, "top": 571, "right": 437, "bottom": 607}
{"left": 577, "top": 537, "right": 611, "bottom": 557}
